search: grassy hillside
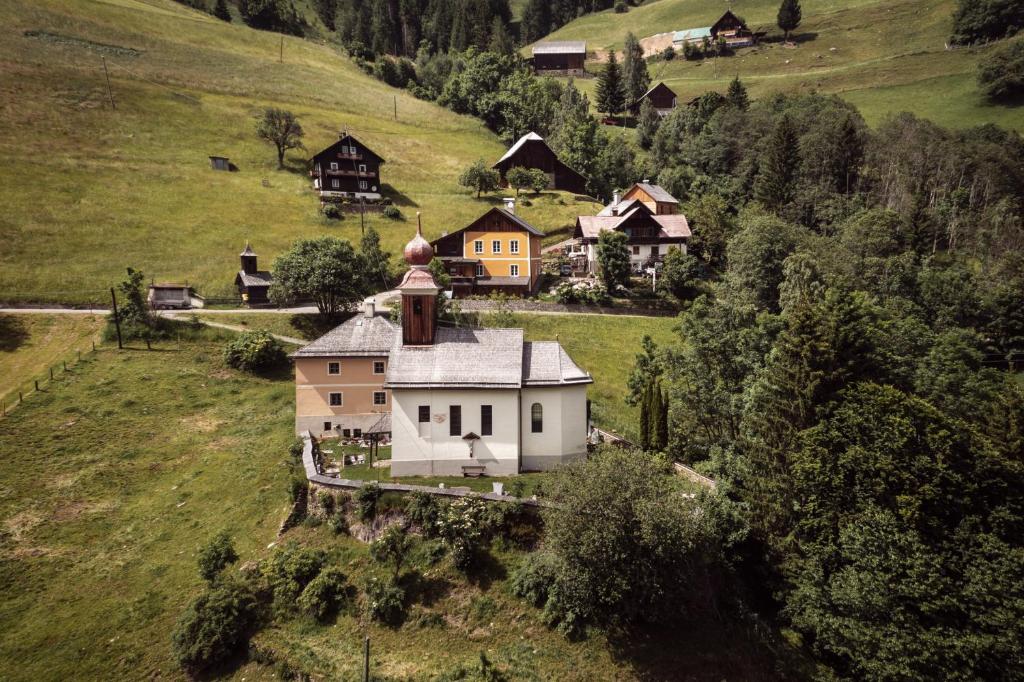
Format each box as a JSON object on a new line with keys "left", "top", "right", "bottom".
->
{"left": 0, "top": 0, "right": 596, "bottom": 305}
{"left": 535, "top": 0, "right": 1023, "bottom": 131}
{"left": 0, "top": 313, "right": 105, "bottom": 405}
{"left": 0, "top": 333, "right": 777, "bottom": 680}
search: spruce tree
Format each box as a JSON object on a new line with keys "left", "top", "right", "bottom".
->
{"left": 636, "top": 98, "right": 661, "bottom": 149}
{"left": 488, "top": 16, "right": 515, "bottom": 55}
{"left": 622, "top": 32, "right": 650, "bottom": 111}
{"left": 213, "top": 0, "right": 231, "bottom": 21}
{"left": 520, "top": 0, "right": 550, "bottom": 44}
{"left": 753, "top": 114, "right": 799, "bottom": 210}
{"left": 777, "top": 0, "right": 802, "bottom": 42}
{"left": 596, "top": 51, "right": 626, "bottom": 116}
{"left": 726, "top": 76, "right": 749, "bottom": 110}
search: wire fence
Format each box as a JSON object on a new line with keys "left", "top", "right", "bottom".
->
{"left": 0, "top": 339, "right": 101, "bottom": 419}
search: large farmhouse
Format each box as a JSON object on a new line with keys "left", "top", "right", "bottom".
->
{"left": 493, "top": 132, "right": 588, "bottom": 195}
{"left": 531, "top": 41, "right": 586, "bottom": 75}
{"left": 571, "top": 183, "right": 690, "bottom": 273}
{"left": 309, "top": 133, "right": 385, "bottom": 201}
{"left": 431, "top": 203, "right": 544, "bottom": 298}
{"left": 673, "top": 10, "right": 759, "bottom": 49}
{"left": 294, "top": 222, "right": 593, "bottom": 476}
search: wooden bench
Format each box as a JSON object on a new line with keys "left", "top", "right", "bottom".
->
{"left": 461, "top": 464, "right": 486, "bottom": 478}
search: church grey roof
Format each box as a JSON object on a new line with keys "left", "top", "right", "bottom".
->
{"left": 236, "top": 270, "right": 272, "bottom": 287}
{"left": 384, "top": 328, "right": 525, "bottom": 388}
{"left": 293, "top": 314, "right": 398, "bottom": 357}
{"left": 523, "top": 342, "right": 593, "bottom": 386}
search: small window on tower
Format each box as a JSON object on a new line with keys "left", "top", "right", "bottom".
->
{"left": 413, "top": 299, "right": 423, "bottom": 314}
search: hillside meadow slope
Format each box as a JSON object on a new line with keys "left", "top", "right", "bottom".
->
{"left": 0, "top": 0, "right": 594, "bottom": 305}
{"left": 535, "top": 0, "right": 1023, "bottom": 132}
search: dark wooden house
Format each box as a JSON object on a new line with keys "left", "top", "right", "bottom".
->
{"left": 310, "top": 133, "right": 385, "bottom": 201}
{"left": 235, "top": 243, "right": 273, "bottom": 306}
{"left": 493, "top": 132, "right": 588, "bottom": 195}
{"left": 710, "top": 10, "right": 758, "bottom": 47}
{"left": 633, "top": 82, "right": 678, "bottom": 116}
{"left": 531, "top": 41, "right": 587, "bottom": 75}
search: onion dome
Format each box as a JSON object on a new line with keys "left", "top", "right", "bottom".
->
{"left": 403, "top": 214, "right": 433, "bottom": 266}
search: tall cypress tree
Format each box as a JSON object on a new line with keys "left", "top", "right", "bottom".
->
{"left": 622, "top": 32, "right": 650, "bottom": 111}
{"left": 754, "top": 114, "right": 799, "bottom": 210}
{"left": 596, "top": 51, "right": 626, "bottom": 116}
{"left": 639, "top": 379, "right": 653, "bottom": 451}
{"left": 726, "top": 76, "right": 749, "bottom": 110}
{"left": 651, "top": 381, "right": 667, "bottom": 451}
{"left": 777, "top": 0, "right": 802, "bottom": 42}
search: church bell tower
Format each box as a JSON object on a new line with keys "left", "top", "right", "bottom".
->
{"left": 398, "top": 214, "right": 440, "bottom": 346}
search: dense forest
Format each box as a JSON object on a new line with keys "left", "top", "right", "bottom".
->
{"left": 618, "top": 87, "right": 1024, "bottom": 679}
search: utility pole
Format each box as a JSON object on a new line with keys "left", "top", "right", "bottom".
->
{"left": 109, "top": 287, "right": 123, "bottom": 349}
{"left": 360, "top": 197, "right": 365, "bottom": 237}
{"left": 362, "top": 636, "right": 370, "bottom": 682}
{"left": 101, "top": 57, "right": 116, "bottom": 110}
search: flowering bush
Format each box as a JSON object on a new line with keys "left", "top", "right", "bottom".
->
{"left": 553, "top": 279, "right": 611, "bottom": 306}
{"left": 436, "top": 497, "right": 488, "bottom": 572}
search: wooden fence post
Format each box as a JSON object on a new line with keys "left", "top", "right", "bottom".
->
{"left": 50, "top": 368, "right": 54, "bottom": 381}
{"left": 34, "top": 380, "right": 39, "bottom": 392}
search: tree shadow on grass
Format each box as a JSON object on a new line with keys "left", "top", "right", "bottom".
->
{"left": 604, "top": 615, "right": 783, "bottom": 681}
{"left": 0, "top": 315, "right": 29, "bottom": 352}
{"left": 464, "top": 550, "right": 507, "bottom": 591}
{"left": 382, "top": 184, "right": 419, "bottom": 208}
{"left": 401, "top": 569, "right": 454, "bottom": 607}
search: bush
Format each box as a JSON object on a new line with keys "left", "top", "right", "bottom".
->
{"left": 197, "top": 530, "right": 239, "bottom": 583}
{"left": 553, "top": 279, "right": 611, "bottom": 306}
{"left": 328, "top": 511, "right": 349, "bottom": 535}
{"left": 364, "top": 577, "right": 406, "bottom": 625}
{"left": 978, "top": 42, "right": 1024, "bottom": 101}
{"left": 661, "top": 45, "right": 676, "bottom": 61}
{"left": 354, "top": 483, "right": 382, "bottom": 521}
{"left": 370, "top": 525, "right": 414, "bottom": 579}
{"left": 297, "top": 566, "right": 348, "bottom": 622}
{"left": 382, "top": 205, "right": 403, "bottom": 220}
{"left": 321, "top": 203, "right": 343, "bottom": 220}
{"left": 950, "top": 0, "right": 1023, "bottom": 44}
{"left": 614, "top": 1, "right": 628, "bottom": 12}
{"left": 510, "top": 551, "right": 559, "bottom": 607}
{"left": 436, "top": 497, "right": 488, "bottom": 572}
{"left": 222, "top": 330, "right": 286, "bottom": 372}
{"left": 405, "top": 491, "right": 442, "bottom": 535}
{"left": 171, "top": 580, "right": 260, "bottom": 675}
{"left": 527, "top": 168, "right": 550, "bottom": 194}
{"left": 288, "top": 438, "right": 304, "bottom": 459}
{"left": 265, "top": 545, "right": 327, "bottom": 607}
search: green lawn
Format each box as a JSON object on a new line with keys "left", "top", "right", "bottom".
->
{"left": 0, "top": 0, "right": 595, "bottom": 306}
{"left": 0, "top": 314, "right": 105, "bottom": 406}
{"left": 538, "top": 0, "right": 1023, "bottom": 133}
{"left": 0, "top": 333, "right": 775, "bottom": 680}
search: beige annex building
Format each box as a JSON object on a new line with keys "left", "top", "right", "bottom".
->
{"left": 294, "top": 221, "right": 593, "bottom": 477}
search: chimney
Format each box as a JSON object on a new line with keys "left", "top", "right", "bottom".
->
{"left": 503, "top": 197, "right": 516, "bottom": 214}
{"left": 611, "top": 190, "right": 621, "bottom": 216}
{"left": 363, "top": 298, "right": 375, "bottom": 318}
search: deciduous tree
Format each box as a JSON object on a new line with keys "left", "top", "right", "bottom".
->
{"left": 270, "top": 237, "right": 370, "bottom": 315}
{"left": 459, "top": 159, "right": 500, "bottom": 198}
{"left": 596, "top": 230, "right": 630, "bottom": 292}
{"left": 622, "top": 32, "right": 650, "bottom": 111}
{"left": 255, "top": 108, "right": 305, "bottom": 169}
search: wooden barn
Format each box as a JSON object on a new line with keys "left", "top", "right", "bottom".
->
{"left": 633, "top": 82, "right": 678, "bottom": 116}
{"left": 493, "top": 132, "right": 589, "bottom": 195}
{"left": 531, "top": 41, "right": 586, "bottom": 75}
{"left": 310, "top": 133, "right": 385, "bottom": 201}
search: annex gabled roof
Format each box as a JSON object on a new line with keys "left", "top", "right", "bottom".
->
{"left": 523, "top": 342, "right": 592, "bottom": 386}
{"left": 711, "top": 9, "right": 748, "bottom": 34}
{"left": 532, "top": 41, "right": 586, "bottom": 55}
{"left": 293, "top": 313, "right": 398, "bottom": 357}
{"left": 629, "top": 182, "right": 679, "bottom": 204}
{"left": 597, "top": 198, "right": 646, "bottom": 217}
{"left": 495, "top": 132, "right": 545, "bottom": 166}
{"left": 384, "top": 327, "right": 525, "bottom": 389}
{"left": 638, "top": 82, "right": 677, "bottom": 102}
{"left": 575, "top": 213, "right": 691, "bottom": 240}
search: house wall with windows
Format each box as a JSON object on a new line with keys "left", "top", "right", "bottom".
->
{"left": 389, "top": 389, "right": 521, "bottom": 476}
{"left": 521, "top": 384, "right": 589, "bottom": 471}
{"left": 294, "top": 356, "right": 389, "bottom": 438}
{"left": 463, "top": 229, "right": 539, "bottom": 280}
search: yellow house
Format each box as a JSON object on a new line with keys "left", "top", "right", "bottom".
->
{"left": 431, "top": 204, "right": 544, "bottom": 298}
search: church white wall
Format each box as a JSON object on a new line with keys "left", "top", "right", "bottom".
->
{"left": 521, "top": 384, "right": 589, "bottom": 472}
{"left": 391, "top": 389, "right": 520, "bottom": 477}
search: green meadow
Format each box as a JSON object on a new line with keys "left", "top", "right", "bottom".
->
{"left": 0, "top": 0, "right": 595, "bottom": 305}
{"left": 536, "top": 0, "right": 1023, "bottom": 132}
{"left": 0, "top": 314, "right": 105, "bottom": 406}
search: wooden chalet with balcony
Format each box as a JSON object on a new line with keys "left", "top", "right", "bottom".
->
{"left": 711, "top": 10, "right": 759, "bottom": 48}
{"left": 493, "top": 132, "right": 589, "bottom": 195}
{"left": 571, "top": 183, "right": 689, "bottom": 274}
{"left": 431, "top": 202, "right": 544, "bottom": 298}
{"left": 310, "top": 133, "right": 385, "bottom": 201}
